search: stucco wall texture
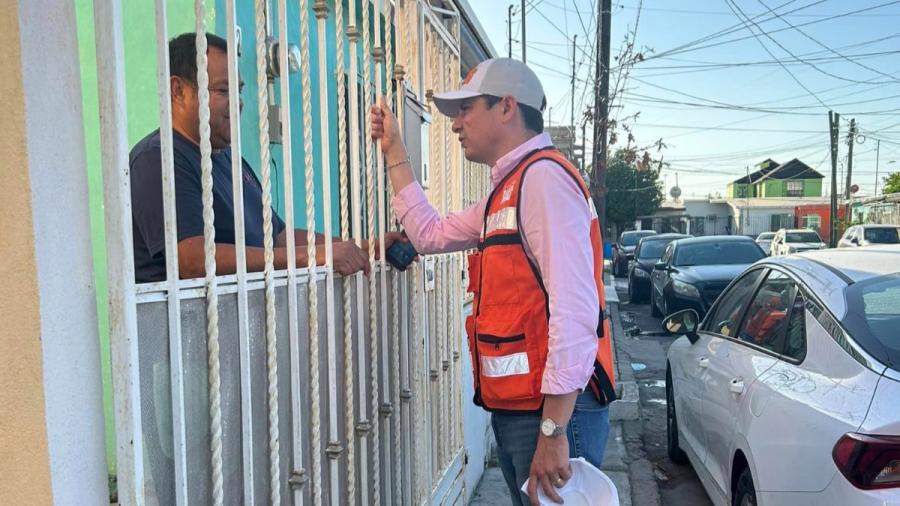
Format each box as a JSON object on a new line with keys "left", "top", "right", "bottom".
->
{"left": 0, "top": 3, "right": 54, "bottom": 504}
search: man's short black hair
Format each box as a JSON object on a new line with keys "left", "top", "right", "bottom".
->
{"left": 169, "top": 32, "right": 228, "bottom": 85}
{"left": 483, "top": 95, "right": 544, "bottom": 134}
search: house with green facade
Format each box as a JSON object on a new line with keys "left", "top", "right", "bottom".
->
{"left": 727, "top": 158, "right": 824, "bottom": 199}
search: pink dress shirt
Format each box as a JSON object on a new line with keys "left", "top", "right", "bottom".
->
{"left": 391, "top": 133, "right": 600, "bottom": 395}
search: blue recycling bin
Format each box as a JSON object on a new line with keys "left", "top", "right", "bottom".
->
{"left": 604, "top": 242, "right": 614, "bottom": 259}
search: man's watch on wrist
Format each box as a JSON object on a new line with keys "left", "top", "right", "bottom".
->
{"left": 540, "top": 417, "right": 565, "bottom": 438}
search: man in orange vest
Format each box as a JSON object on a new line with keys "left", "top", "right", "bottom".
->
{"left": 370, "top": 58, "right": 616, "bottom": 505}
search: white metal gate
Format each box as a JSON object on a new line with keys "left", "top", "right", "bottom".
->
{"left": 91, "top": 0, "right": 478, "bottom": 504}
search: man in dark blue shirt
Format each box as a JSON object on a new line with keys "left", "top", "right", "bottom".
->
{"left": 131, "top": 33, "right": 379, "bottom": 283}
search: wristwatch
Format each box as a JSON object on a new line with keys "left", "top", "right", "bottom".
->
{"left": 540, "top": 417, "right": 565, "bottom": 438}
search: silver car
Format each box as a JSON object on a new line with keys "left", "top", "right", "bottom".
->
{"left": 838, "top": 224, "right": 900, "bottom": 248}
{"left": 755, "top": 231, "right": 775, "bottom": 255}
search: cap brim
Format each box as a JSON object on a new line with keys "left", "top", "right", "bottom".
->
{"left": 432, "top": 90, "right": 480, "bottom": 118}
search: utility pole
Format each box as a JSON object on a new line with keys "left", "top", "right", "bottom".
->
{"left": 745, "top": 164, "right": 750, "bottom": 235}
{"left": 571, "top": 34, "right": 577, "bottom": 132}
{"left": 845, "top": 118, "right": 856, "bottom": 200}
{"left": 845, "top": 118, "right": 856, "bottom": 224}
{"left": 874, "top": 139, "right": 881, "bottom": 196}
{"left": 581, "top": 119, "right": 587, "bottom": 173}
{"left": 521, "top": 0, "right": 526, "bottom": 63}
{"left": 591, "top": 0, "right": 612, "bottom": 233}
{"left": 828, "top": 111, "right": 840, "bottom": 247}
{"left": 508, "top": 4, "right": 514, "bottom": 58}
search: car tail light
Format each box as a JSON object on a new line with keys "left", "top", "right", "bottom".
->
{"left": 833, "top": 432, "right": 900, "bottom": 489}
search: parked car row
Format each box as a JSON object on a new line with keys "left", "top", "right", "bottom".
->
{"left": 663, "top": 246, "right": 900, "bottom": 506}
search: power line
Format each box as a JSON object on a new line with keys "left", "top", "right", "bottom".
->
{"left": 645, "top": 0, "right": 900, "bottom": 64}
{"left": 755, "top": 0, "right": 900, "bottom": 84}
{"left": 723, "top": 0, "right": 829, "bottom": 107}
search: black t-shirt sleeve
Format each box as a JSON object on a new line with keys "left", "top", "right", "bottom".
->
{"left": 130, "top": 148, "right": 167, "bottom": 258}
{"left": 131, "top": 147, "right": 207, "bottom": 259}
{"left": 172, "top": 153, "right": 206, "bottom": 242}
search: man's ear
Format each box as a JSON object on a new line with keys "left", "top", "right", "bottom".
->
{"left": 170, "top": 76, "right": 188, "bottom": 105}
{"left": 500, "top": 96, "right": 518, "bottom": 122}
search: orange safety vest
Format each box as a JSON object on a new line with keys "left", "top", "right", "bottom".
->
{"left": 465, "top": 147, "right": 617, "bottom": 412}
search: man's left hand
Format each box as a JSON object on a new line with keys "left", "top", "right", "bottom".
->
{"left": 527, "top": 434, "right": 572, "bottom": 505}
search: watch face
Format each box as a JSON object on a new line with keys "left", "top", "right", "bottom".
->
{"left": 541, "top": 418, "right": 555, "bottom": 436}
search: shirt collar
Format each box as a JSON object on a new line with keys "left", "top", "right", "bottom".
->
{"left": 490, "top": 133, "right": 553, "bottom": 187}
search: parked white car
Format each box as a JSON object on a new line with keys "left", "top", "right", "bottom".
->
{"left": 755, "top": 231, "right": 775, "bottom": 255}
{"left": 769, "top": 228, "right": 827, "bottom": 256}
{"left": 838, "top": 224, "right": 900, "bottom": 248}
{"left": 664, "top": 246, "right": 900, "bottom": 506}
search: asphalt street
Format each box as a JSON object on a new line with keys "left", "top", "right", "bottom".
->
{"left": 613, "top": 276, "right": 714, "bottom": 506}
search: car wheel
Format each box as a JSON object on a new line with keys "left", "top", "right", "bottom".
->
{"left": 614, "top": 261, "right": 624, "bottom": 278}
{"left": 650, "top": 287, "right": 662, "bottom": 317}
{"left": 666, "top": 368, "right": 688, "bottom": 464}
{"left": 732, "top": 467, "right": 757, "bottom": 506}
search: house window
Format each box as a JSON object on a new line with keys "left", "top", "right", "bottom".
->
{"left": 786, "top": 181, "right": 803, "bottom": 197}
{"left": 736, "top": 185, "right": 749, "bottom": 198}
{"left": 802, "top": 215, "right": 821, "bottom": 232}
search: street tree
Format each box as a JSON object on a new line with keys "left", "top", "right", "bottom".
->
{"left": 604, "top": 149, "right": 664, "bottom": 231}
{"left": 883, "top": 172, "right": 900, "bottom": 194}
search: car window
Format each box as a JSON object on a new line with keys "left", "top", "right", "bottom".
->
{"left": 705, "top": 268, "right": 767, "bottom": 336}
{"left": 736, "top": 271, "right": 806, "bottom": 360}
{"left": 786, "top": 231, "right": 822, "bottom": 243}
{"left": 638, "top": 239, "right": 670, "bottom": 259}
{"left": 660, "top": 243, "right": 674, "bottom": 264}
{"left": 864, "top": 227, "right": 900, "bottom": 244}
{"left": 844, "top": 274, "right": 900, "bottom": 371}
{"left": 673, "top": 241, "right": 764, "bottom": 266}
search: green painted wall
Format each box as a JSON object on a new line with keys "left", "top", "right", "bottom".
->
{"left": 76, "top": 0, "right": 386, "bottom": 478}
{"left": 76, "top": 0, "right": 202, "bottom": 476}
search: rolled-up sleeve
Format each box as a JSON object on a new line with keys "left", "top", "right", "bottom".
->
{"left": 519, "top": 162, "right": 599, "bottom": 395}
{"left": 391, "top": 182, "right": 484, "bottom": 254}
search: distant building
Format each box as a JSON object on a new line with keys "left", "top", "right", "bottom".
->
{"left": 726, "top": 158, "right": 824, "bottom": 199}
{"left": 546, "top": 125, "right": 581, "bottom": 170}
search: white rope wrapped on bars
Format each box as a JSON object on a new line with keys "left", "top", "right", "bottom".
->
{"left": 363, "top": 0, "right": 382, "bottom": 500}
{"left": 345, "top": 0, "right": 371, "bottom": 503}
{"left": 383, "top": 5, "right": 403, "bottom": 503}
{"left": 334, "top": 0, "right": 357, "bottom": 503}
{"left": 298, "top": 0, "right": 323, "bottom": 502}
{"left": 373, "top": 5, "right": 392, "bottom": 502}
{"left": 193, "top": 13, "right": 225, "bottom": 505}
{"left": 253, "top": 0, "right": 282, "bottom": 503}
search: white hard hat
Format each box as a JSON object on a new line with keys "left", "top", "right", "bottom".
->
{"left": 521, "top": 457, "right": 619, "bottom": 506}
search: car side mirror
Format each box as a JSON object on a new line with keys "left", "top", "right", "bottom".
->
{"left": 663, "top": 309, "right": 700, "bottom": 344}
{"left": 851, "top": 237, "right": 859, "bottom": 245}
{"left": 654, "top": 261, "right": 667, "bottom": 271}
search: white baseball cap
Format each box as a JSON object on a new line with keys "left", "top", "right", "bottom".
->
{"left": 432, "top": 58, "right": 546, "bottom": 118}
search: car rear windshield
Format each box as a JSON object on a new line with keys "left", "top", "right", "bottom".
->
{"left": 622, "top": 232, "right": 652, "bottom": 247}
{"left": 786, "top": 231, "right": 822, "bottom": 243}
{"left": 674, "top": 241, "right": 764, "bottom": 266}
{"left": 757, "top": 233, "right": 775, "bottom": 240}
{"left": 864, "top": 227, "right": 900, "bottom": 244}
{"left": 844, "top": 274, "right": 900, "bottom": 371}
{"left": 638, "top": 240, "right": 670, "bottom": 259}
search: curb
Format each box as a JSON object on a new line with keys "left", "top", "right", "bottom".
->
{"left": 605, "top": 276, "right": 662, "bottom": 506}
{"left": 605, "top": 287, "right": 640, "bottom": 422}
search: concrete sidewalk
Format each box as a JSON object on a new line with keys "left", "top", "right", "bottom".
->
{"left": 469, "top": 272, "right": 657, "bottom": 505}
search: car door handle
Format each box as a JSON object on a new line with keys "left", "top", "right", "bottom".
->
{"left": 697, "top": 357, "right": 709, "bottom": 368}
{"left": 730, "top": 378, "right": 745, "bottom": 395}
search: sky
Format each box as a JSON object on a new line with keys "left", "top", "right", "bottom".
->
{"left": 469, "top": 0, "right": 900, "bottom": 199}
